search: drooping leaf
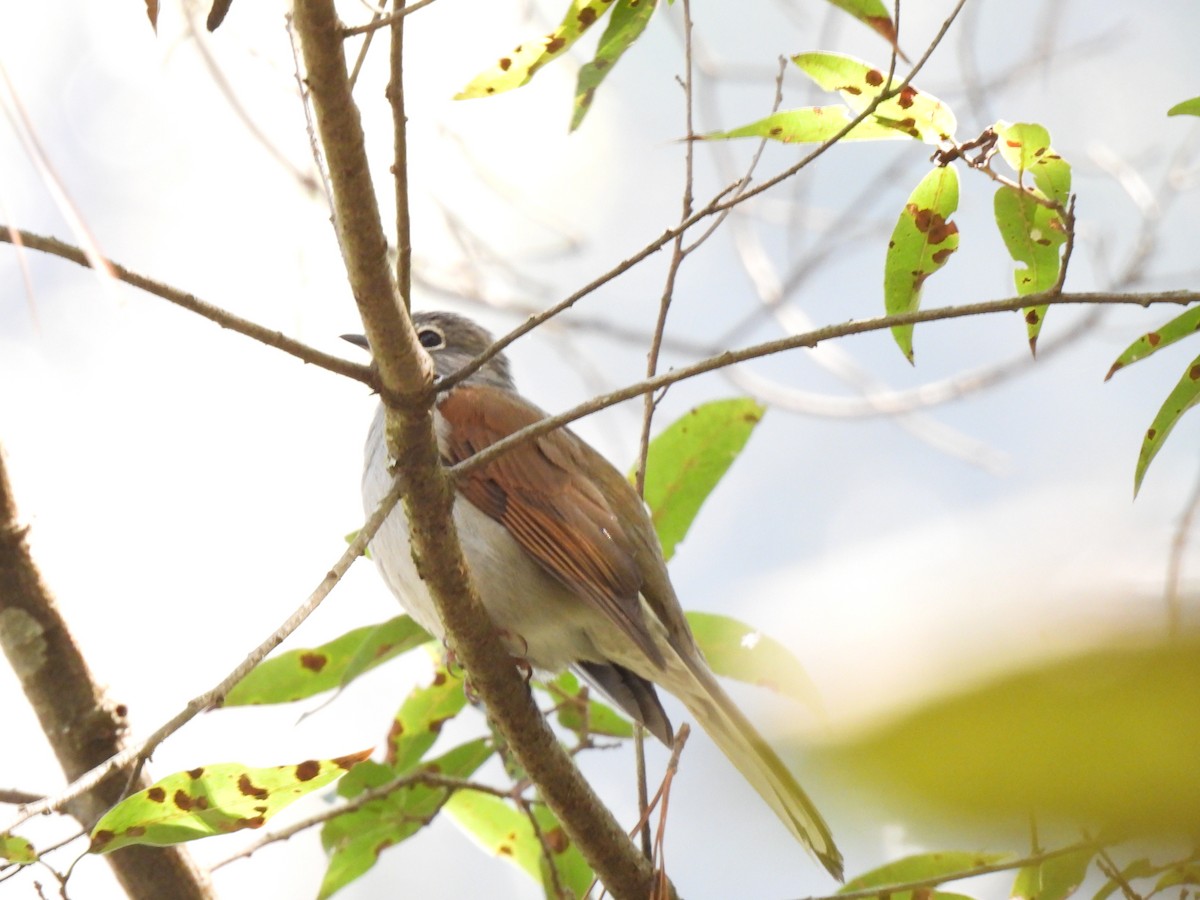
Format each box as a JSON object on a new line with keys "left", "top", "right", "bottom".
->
{"left": 841, "top": 851, "right": 1012, "bottom": 898}
{"left": 456, "top": 0, "right": 616, "bottom": 100}
{"left": 223, "top": 616, "right": 430, "bottom": 706}
{"left": 571, "top": 0, "right": 657, "bottom": 131}
{"left": 319, "top": 739, "right": 493, "bottom": 900}
{"left": 89, "top": 750, "right": 371, "bottom": 854}
{"left": 1105, "top": 306, "right": 1200, "bottom": 380}
{"left": 1133, "top": 353, "right": 1200, "bottom": 495}
{"left": 822, "top": 636, "right": 1200, "bottom": 835}
{"left": 638, "top": 398, "right": 765, "bottom": 561}
{"left": 686, "top": 611, "right": 821, "bottom": 710}
{"left": 993, "top": 185, "right": 1067, "bottom": 351}
{"left": 793, "top": 52, "right": 957, "bottom": 143}
{"left": 883, "top": 165, "right": 960, "bottom": 362}
{"left": 704, "top": 106, "right": 916, "bottom": 144}
{"left": 445, "top": 793, "right": 593, "bottom": 897}
{"left": 0, "top": 834, "right": 36, "bottom": 864}
{"left": 1011, "top": 847, "right": 1095, "bottom": 900}
{"left": 821, "top": 0, "right": 904, "bottom": 57}
{"left": 145, "top": 0, "right": 158, "bottom": 32}
{"left": 540, "top": 670, "right": 635, "bottom": 739}
{"left": 994, "top": 121, "right": 1071, "bottom": 205}
{"left": 387, "top": 664, "right": 468, "bottom": 773}
{"left": 1168, "top": 97, "right": 1200, "bottom": 117}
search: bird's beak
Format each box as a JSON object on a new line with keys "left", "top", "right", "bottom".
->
{"left": 341, "top": 333, "right": 370, "bottom": 351}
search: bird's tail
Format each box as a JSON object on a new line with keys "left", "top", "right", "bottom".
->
{"left": 664, "top": 648, "right": 843, "bottom": 880}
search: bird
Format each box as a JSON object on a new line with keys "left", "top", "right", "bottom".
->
{"left": 351, "top": 310, "right": 842, "bottom": 878}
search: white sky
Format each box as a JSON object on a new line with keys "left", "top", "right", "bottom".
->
{"left": 2, "top": 1, "right": 1199, "bottom": 898}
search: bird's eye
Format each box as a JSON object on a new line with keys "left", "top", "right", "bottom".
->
{"left": 418, "top": 326, "right": 445, "bottom": 350}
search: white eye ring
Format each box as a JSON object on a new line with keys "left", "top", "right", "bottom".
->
{"left": 418, "top": 325, "right": 445, "bottom": 350}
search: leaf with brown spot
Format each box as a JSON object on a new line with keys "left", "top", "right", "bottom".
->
{"left": 993, "top": 184, "right": 1067, "bottom": 351}
{"left": 224, "top": 615, "right": 430, "bottom": 706}
{"left": 0, "top": 834, "right": 37, "bottom": 865}
{"left": 456, "top": 0, "right": 619, "bottom": 101}
{"left": 320, "top": 739, "right": 494, "bottom": 900}
{"left": 993, "top": 121, "right": 1071, "bottom": 205}
{"left": 883, "top": 166, "right": 960, "bottom": 362}
{"left": 703, "top": 106, "right": 915, "bottom": 144}
{"left": 1133, "top": 351, "right": 1200, "bottom": 495}
{"left": 387, "top": 663, "right": 467, "bottom": 772}
{"left": 445, "top": 791, "right": 592, "bottom": 896}
{"left": 1106, "top": 307, "right": 1200, "bottom": 380}
{"left": 88, "top": 750, "right": 369, "bottom": 854}
{"left": 571, "top": 0, "right": 658, "bottom": 131}
{"left": 792, "top": 52, "right": 956, "bottom": 144}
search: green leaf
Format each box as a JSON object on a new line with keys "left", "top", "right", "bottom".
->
{"left": 89, "top": 750, "right": 371, "bottom": 854}
{"left": 994, "top": 121, "right": 1072, "bottom": 205}
{"left": 456, "top": 0, "right": 616, "bottom": 100}
{"left": 883, "top": 166, "right": 960, "bottom": 362}
{"left": 1168, "top": 96, "right": 1200, "bottom": 117}
{"left": 539, "top": 670, "right": 635, "bottom": 738}
{"left": 639, "top": 398, "right": 765, "bottom": 561}
{"left": 387, "top": 664, "right": 468, "bottom": 773}
{"left": 822, "top": 637, "right": 1200, "bottom": 836}
{"left": 704, "top": 106, "right": 916, "bottom": 144}
{"left": 223, "top": 616, "right": 431, "bottom": 706}
{"left": 1133, "top": 352, "right": 1200, "bottom": 495}
{"left": 319, "top": 739, "right": 493, "bottom": 900}
{"left": 841, "top": 851, "right": 1012, "bottom": 898}
{"left": 445, "top": 794, "right": 593, "bottom": 897}
{"left": 686, "top": 611, "right": 821, "bottom": 710}
{"left": 1093, "top": 858, "right": 1157, "bottom": 900}
{"left": 822, "top": 0, "right": 903, "bottom": 57}
{"left": 1011, "top": 848, "right": 1095, "bottom": 900}
{"left": 1154, "top": 862, "right": 1200, "bottom": 892}
{"left": 993, "top": 185, "right": 1068, "bottom": 351}
{"left": 0, "top": 834, "right": 36, "bottom": 864}
{"left": 793, "top": 51, "right": 957, "bottom": 143}
{"left": 1105, "top": 306, "right": 1200, "bottom": 380}
{"left": 571, "top": 0, "right": 657, "bottom": 131}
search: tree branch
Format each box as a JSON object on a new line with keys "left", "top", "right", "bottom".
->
{"left": 0, "top": 444, "right": 215, "bottom": 900}
{"left": 291, "top": 2, "right": 668, "bottom": 896}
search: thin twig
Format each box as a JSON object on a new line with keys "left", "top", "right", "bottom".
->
{"left": 389, "top": 0, "right": 413, "bottom": 309}
{"left": 0, "top": 227, "right": 375, "bottom": 387}
{"left": 342, "top": 0, "right": 439, "bottom": 36}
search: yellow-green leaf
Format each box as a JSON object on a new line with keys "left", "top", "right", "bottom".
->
{"left": 639, "top": 399, "right": 764, "bottom": 561}
{"left": 445, "top": 793, "right": 593, "bottom": 897}
{"left": 1105, "top": 306, "right": 1200, "bottom": 380}
{"left": 1134, "top": 353, "right": 1200, "bottom": 495}
{"left": 994, "top": 121, "right": 1071, "bottom": 205}
{"left": 793, "top": 51, "right": 956, "bottom": 143}
{"left": 1011, "top": 847, "right": 1094, "bottom": 900}
{"left": 1168, "top": 96, "right": 1200, "bottom": 117}
{"left": 571, "top": 0, "right": 657, "bottom": 131}
{"left": 456, "top": 0, "right": 615, "bottom": 100}
{"left": 705, "top": 106, "right": 915, "bottom": 144}
{"left": 842, "top": 851, "right": 1012, "bottom": 898}
{"left": 884, "top": 166, "right": 960, "bottom": 362}
{"left": 541, "top": 671, "right": 635, "bottom": 739}
{"left": 0, "top": 833, "right": 36, "bottom": 864}
{"left": 822, "top": 0, "right": 903, "bottom": 57}
{"left": 686, "top": 611, "right": 821, "bottom": 710}
{"left": 822, "top": 637, "right": 1200, "bottom": 835}
{"left": 89, "top": 750, "right": 371, "bottom": 854}
{"left": 387, "top": 664, "right": 468, "bottom": 773}
{"left": 993, "top": 185, "right": 1067, "bottom": 351}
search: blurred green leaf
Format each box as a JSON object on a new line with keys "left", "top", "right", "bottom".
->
{"left": 640, "top": 398, "right": 764, "bottom": 561}
{"left": 993, "top": 185, "right": 1067, "bottom": 351}
{"left": 1105, "top": 306, "right": 1200, "bottom": 380}
{"left": 1133, "top": 352, "right": 1200, "bottom": 495}
{"left": 1168, "top": 96, "right": 1200, "bottom": 117}
{"left": 320, "top": 739, "right": 493, "bottom": 900}
{"left": 540, "top": 671, "right": 634, "bottom": 739}
{"left": 90, "top": 750, "right": 371, "bottom": 854}
{"left": 686, "top": 611, "right": 821, "bottom": 711}
{"left": 842, "top": 851, "right": 1012, "bottom": 898}
{"left": 793, "top": 51, "right": 957, "bottom": 143}
{"left": 0, "top": 834, "right": 36, "bottom": 864}
{"left": 994, "top": 121, "right": 1071, "bottom": 205}
{"left": 571, "top": 0, "right": 657, "bottom": 131}
{"left": 456, "top": 0, "right": 616, "bottom": 101}
{"left": 823, "top": 637, "right": 1200, "bottom": 835}
{"left": 224, "top": 616, "right": 430, "bottom": 706}
{"left": 387, "top": 664, "right": 468, "bottom": 773}
{"left": 884, "top": 165, "right": 960, "bottom": 362}
{"left": 445, "top": 793, "right": 593, "bottom": 898}
{"left": 1093, "top": 858, "right": 1157, "bottom": 900}
{"left": 822, "top": 0, "right": 903, "bottom": 56}
{"left": 705, "top": 106, "right": 914, "bottom": 144}
{"left": 1011, "top": 847, "right": 1094, "bottom": 900}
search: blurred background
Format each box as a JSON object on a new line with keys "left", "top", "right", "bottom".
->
{"left": 2, "top": 0, "right": 1199, "bottom": 897}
